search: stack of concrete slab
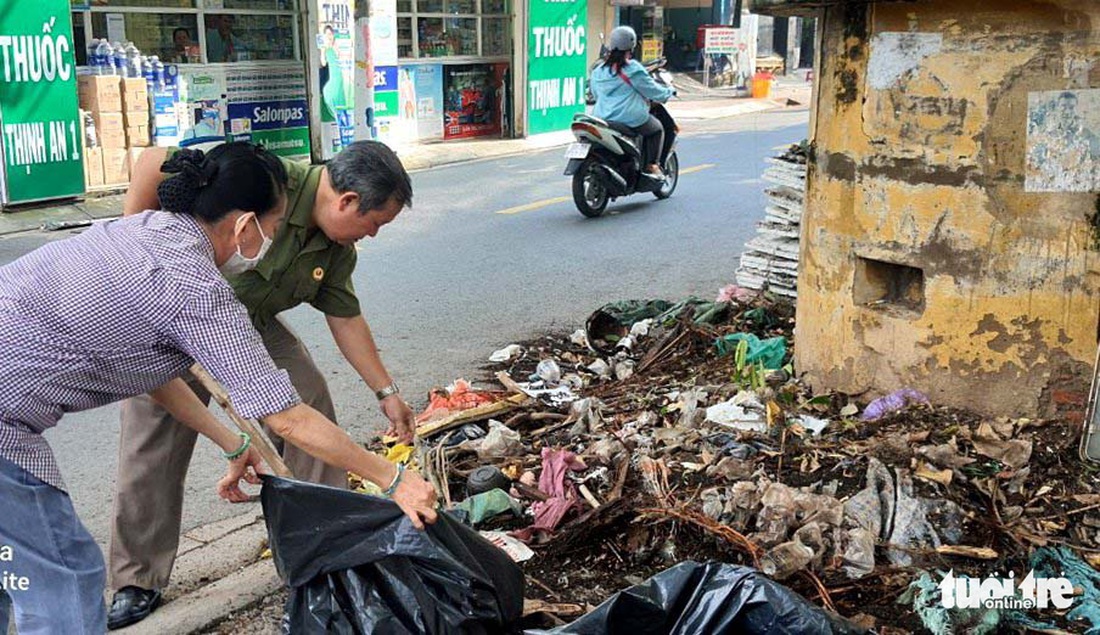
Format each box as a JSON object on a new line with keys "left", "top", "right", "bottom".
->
{"left": 735, "top": 143, "right": 807, "bottom": 300}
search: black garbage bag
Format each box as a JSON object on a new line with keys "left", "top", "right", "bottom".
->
{"left": 527, "top": 561, "right": 868, "bottom": 635}
{"left": 261, "top": 476, "right": 524, "bottom": 634}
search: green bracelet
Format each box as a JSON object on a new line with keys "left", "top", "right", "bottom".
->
{"left": 383, "top": 463, "right": 406, "bottom": 497}
{"left": 223, "top": 432, "right": 251, "bottom": 460}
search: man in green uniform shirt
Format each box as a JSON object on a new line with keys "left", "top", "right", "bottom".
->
{"left": 107, "top": 141, "right": 416, "bottom": 629}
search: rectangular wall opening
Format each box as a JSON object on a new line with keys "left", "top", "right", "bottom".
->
{"left": 853, "top": 257, "right": 925, "bottom": 314}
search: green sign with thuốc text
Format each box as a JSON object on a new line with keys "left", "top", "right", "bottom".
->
{"left": 0, "top": 0, "right": 84, "bottom": 205}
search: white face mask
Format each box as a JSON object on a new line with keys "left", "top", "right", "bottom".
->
{"left": 220, "top": 214, "right": 273, "bottom": 276}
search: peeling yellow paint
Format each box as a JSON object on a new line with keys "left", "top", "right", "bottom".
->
{"left": 796, "top": 0, "right": 1100, "bottom": 417}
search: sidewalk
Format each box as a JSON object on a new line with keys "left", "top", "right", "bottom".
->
{"left": 112, "top": 511, "right": 281, "bottom": 635}
{"left": 0, "top": 84, "right": 809, "bottom": 238}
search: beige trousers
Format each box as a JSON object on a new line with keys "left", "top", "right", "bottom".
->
{"left": 108, "top": 317, "right": 347, "bottom": 591}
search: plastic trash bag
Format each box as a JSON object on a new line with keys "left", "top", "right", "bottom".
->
{"left": 526, "top": 561, "right": 867, "bottom": 635}
{"left": 715, "top": 333, "right": 788, "bottom": 369}
{"left": 261, "top": 477, "right": 524, "bottom": 634}
{"left": 860, "top": 388, "right": 929, "bottom": 421}
{"left": 455, "top": 488, "right": 524, "bottom": 526}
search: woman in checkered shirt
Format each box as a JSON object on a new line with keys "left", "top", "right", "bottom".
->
{"left": 0, "top": 143, "right": 437, "bottom": 633}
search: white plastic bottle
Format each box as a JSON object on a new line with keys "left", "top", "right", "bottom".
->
{"left": 95, "top": 40, "right": 114, "bottom": 75}
{"left": 112, "top": 42, "right": 128, "bottom": 77}
{"left": 125, "top": 42, "right": 142, "bottom": 79}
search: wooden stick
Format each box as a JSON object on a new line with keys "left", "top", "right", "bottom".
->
{"left": 495, "top": 370, "right": 528, "bottom": 395}
{"left": 415, "top": 393, "right": 530, "bottom": 438}
{"left": 578, "top": 484, "right": 601, "bottom": 509}
{"left": 189, "top": 363, "right": 294, "bottom": 478}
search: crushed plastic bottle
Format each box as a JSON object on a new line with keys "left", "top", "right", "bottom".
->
{"left": 759, "top": 540, "right": 814, "bottom": 580}
{"left": 535, "top": 359, "right": 562, "bottom": 386}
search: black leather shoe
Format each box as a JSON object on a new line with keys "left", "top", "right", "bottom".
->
{"left": 107, "top": 586, "right": 162, "bottom": 630}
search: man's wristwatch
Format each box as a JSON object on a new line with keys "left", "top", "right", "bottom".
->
{"left": 375, "top": 381, "right": 400, "bottom": 401}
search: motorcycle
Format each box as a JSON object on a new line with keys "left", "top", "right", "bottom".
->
{"left": 564, "top": 57, "right": 680, "bottom": 218}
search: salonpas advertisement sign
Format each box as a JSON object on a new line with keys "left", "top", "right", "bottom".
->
{"left": 527, "top": 0, "right": 587, "bottom": 135}
{"left": 0, "top": 0, "right": 84, "bottom": 204}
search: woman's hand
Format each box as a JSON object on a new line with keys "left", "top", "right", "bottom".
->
{"left": 391, "top": 468, "right": 439, "bottom": 530}
{"left": 217, "top": 446, "right": 265, "bottom": 503}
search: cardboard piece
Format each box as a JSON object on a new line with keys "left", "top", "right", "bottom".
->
{"left": 123, "top": 110, "right": 149, "bottom": 127}
{"left": 126, "top": 124, "right": 150, "bottom": 147}
{"left": 78, "top": 75, "right": 122, "bottom": 113}
{"left": 84, "top": 147, "right": 104, "bottom": 188}
{"left": 121, "top": 77, "right": 149, "bottom": 112}
{"left": 94, "top": 111, "right": 125, "bottom": 146}
{"left": 102, "top": 148, "right": 129, "bottom": 185}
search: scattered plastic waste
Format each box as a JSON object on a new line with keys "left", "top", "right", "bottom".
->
{"left": 467, "top": 465, "right": 511, "bottom": 496}
{"left": 860, "top": 388, "right": 930, "bottom": 421}
{"left": 454, "top": 488, "right": 524, "bottom": 525}
{"left": 760, "top": 540, "right": 815, "bottom": 580}
{"left": 479, "top": 530, "right": 534, "bottom": 563}
{"left": 474, "top": 420, "right": 523, "bottom": 460}
{"left": 715, "top": 333, "right": 788, "bottom": 369}
{"left": 535, "top": 359, "right": 562, "bottom": 385}
{"left": 489, "top": 344, "right": 523, "bottom": 362}
{"left": 416, "top": 379, "right": 500, "bottom": 424}
{"left": 706, "top": 393, "right": 768, "bottom": 433}
{"left": 384, "top": 443, "right": 414, "bottom": 464}
{"left": 587, "top": 358, "right": 612, "bottom": 379}
{"left": 798, "top": 414, "right": 829, "bottom": 436}
{"left": 716, "top": 283, "right": 757, "bottom": 304}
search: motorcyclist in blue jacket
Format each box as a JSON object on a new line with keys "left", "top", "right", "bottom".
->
{"left": 590, "top": 26, "right": 675, "bottom": 180}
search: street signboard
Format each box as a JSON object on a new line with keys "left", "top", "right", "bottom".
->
{"left": 0, "top": 0, "right": 85, "bottom": 205}
{"left": 704, "top": 27, "right": 738, "bottom": 55}
{"left": 527, "top": 0, "right": 587, "bottom": 135}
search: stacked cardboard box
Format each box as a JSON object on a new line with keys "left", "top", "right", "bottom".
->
{"left": 122, "top": 77, "right": 150, "bottom": 148}
{"left": 78, "top": 75, "right": 152, "bottom": 188}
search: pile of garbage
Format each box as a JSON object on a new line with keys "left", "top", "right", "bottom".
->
{"left": 368, "top": 288, "right": 1100, "bottom": 634}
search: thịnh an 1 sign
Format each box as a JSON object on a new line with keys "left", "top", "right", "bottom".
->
{"left": 526, "top": 0, "right": 587, "bottom": 135}
{"left": 0, "top": 0, "right": 84, "bottom": 205}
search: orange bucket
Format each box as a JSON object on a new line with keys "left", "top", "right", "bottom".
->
{"left": 751, "top": 72, "right": 774, "bottom": 99}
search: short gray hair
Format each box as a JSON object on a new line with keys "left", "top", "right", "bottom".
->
{"left": 326, "top": 141, "right": 413, "bottom": 213}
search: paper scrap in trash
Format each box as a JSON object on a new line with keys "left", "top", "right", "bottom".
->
{"left": 705, "top": 397, "right": 767, "bottom": 433}
{"left": 480, "top": 530, "right": 535, "bottom": 562}
{"left": 798, "top": 415, "right": 829, "bottom": 436}
{"left": 517, "top": 381, "right": 578, "bottom": 407}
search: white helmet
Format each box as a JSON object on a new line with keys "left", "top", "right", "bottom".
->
{"left": 608, "top": 26, "right": 637, "bottom": 52}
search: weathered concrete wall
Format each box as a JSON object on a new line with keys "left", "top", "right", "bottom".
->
{"left": 796, "top": 0, "right": 1100, "bottom": 417}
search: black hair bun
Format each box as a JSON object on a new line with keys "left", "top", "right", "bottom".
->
{"left": 158, "top": 149, "right": 208, "bottom": 216}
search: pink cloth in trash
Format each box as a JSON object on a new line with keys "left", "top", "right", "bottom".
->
{"left": 513, "top": 447, "right": 585, "bottom": 542}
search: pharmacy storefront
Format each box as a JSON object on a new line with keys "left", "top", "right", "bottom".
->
{"left": 70, "top": 0, "right": 315, "bottom": 158}
{"left": 365, "top": 0, "right": 515, "bottom": 145}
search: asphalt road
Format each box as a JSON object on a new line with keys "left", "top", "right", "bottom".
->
{"left": 0, "top": 107, "right": 808, "bottom": 552}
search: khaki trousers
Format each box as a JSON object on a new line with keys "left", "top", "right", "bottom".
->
{"left": 108, "top": 317, "right": 347, "bottom": 591}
